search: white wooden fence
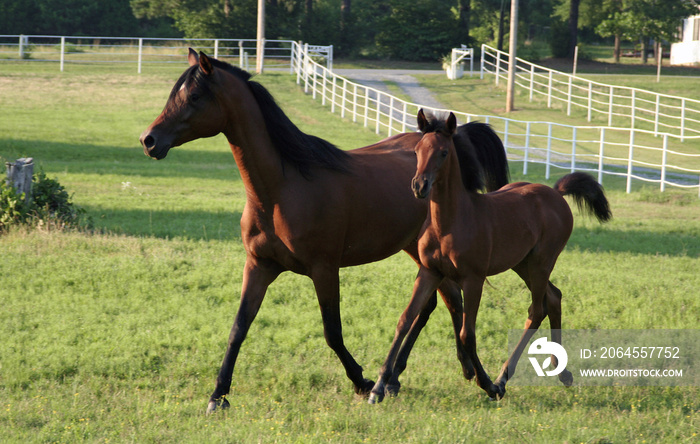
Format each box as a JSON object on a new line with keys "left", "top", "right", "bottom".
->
{"left": 0, "top": 35, "right": 331, "bottom": 73}
{"left": 480, "top": 44, "right": 700, "bottom": 141}
{"left": 292, "top": 43, "right": 700, "bottom": 196}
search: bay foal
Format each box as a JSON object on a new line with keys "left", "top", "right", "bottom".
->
{"left": 369, "top": 110, "right": 611, "bottom": 402}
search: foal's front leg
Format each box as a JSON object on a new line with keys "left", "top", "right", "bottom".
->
{"left": 460, "top": 277, "right": 504, "bottom": 399}
{"left": 368, "top": 266, "right": 443, "bottom": 404}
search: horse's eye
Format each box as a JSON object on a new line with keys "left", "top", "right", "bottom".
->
{"left": 441, "top": 150, "right": 448, "bottom": 158}
{"left": 190, "top": 93, "right": 200, "bottom": 102}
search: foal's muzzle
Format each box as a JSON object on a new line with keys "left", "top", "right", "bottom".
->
{"left": 411, "top": 175, "right": 432, "bottom": 199}
{"left": 140, "top": 129, "right": 171, "bottom": 160}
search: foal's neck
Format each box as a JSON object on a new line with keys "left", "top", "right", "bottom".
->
{"left": 429, "top": 153, "right": 476, "bottom": 232}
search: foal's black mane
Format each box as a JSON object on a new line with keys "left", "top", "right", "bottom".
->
{"left": 420, "top": 113, "right": 486, "bottom": 193}
{"left": 174, "top": 57, "right": 351, "bottom": 179}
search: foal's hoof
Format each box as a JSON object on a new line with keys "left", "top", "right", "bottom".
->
{"left": 354, "top": 378, "right": 375, "bottom": 397}
{"left": 559, "top": 369, "right": 574, "bottom": 387}
{"left": 206, "top": 397, "right": 230, "bottom": 414}
{"left": 488, "top": 382, "right": 506, "bottom": 401}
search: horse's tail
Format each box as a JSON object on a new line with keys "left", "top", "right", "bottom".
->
{"left": 453, "top": 122, "right": 510, "bottom": 192}
{"left": 554, "top": 172, "right": 612, "bottom": 223}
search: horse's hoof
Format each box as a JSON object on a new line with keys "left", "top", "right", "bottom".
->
{"left": 488, "top": 383, "right": 506, "bottom": 401}
{"left": 368, "top": 392, "right": 384, "bottom": 405}
{"left": 206, "top": 397, "right": 230, "bottom": 414}
{"left": 354, "top": 378, "right": 375, "bottom": 397}
{"left": 559, "top": 369, "right": 574, "bottom": 387}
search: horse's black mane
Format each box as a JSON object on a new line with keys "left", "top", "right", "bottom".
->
{"left": 420, "top": 112, "right": 486, "bottom": 193}
{"left": 174, "top": 57, "right": 352, "bottom": 180}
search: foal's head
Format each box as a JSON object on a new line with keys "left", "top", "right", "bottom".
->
{"left": 140, "top": 49, "right": 243, "bottom": 159}
{"left": 411, "top": 109, "right": 457, "bottom": 199}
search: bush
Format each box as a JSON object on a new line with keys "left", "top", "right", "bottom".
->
{"left": 0, "top": 169, "right": 89, "bottom": 232}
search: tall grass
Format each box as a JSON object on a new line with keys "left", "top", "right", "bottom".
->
{"left": 0, "top": 61, "right": 698, "bottom": 443}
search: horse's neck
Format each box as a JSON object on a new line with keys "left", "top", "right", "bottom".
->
{"left": 223, "top": 105, "right": 285, "bottom": 210}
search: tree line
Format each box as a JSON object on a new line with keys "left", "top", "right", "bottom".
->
{"left": 1, "top": 0, "right": 697, "bottom": 61}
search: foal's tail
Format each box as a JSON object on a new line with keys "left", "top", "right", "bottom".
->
{"left": 554, "top": 172, "right": 612, "bottom": 223}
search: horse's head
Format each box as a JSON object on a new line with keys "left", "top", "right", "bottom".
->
{"left": 140, "top": 49, "right": 229, "bottom": 159}
{"left": 411, "top": 109, "right": 457, "bottom": 199}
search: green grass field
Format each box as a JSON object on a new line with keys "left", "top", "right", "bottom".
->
{"left": 1, "top": 61, "right": 699, "bottom": 443}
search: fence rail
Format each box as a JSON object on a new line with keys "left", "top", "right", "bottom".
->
{"left": 480, "top": 44, "right": 700, "bottom": 141}
{"left": 0, "top": 35, "right": 334, "bottom": 73}
{"left": 292, "top": 43, "right": 700, "bottom": 196}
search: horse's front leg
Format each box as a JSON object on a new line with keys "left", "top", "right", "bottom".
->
{"left": 369, "top": 266, "right": 443, "bottom": 404}
{"left": 207, "top": 257, "right": 282, "bottom": 414}
{"left": 311, "top": 264, "right": 373, "bottom": 396}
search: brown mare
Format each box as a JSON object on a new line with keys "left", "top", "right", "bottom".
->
{"left": 368, "top": 110, "right": 611, "bottom": 403}
{"left": 139, "top": 50, "right": 510, "bottom": 413}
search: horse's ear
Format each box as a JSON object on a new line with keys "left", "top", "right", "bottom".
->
{"left": 417, "top": 109, "right": 428, "bottom": 133}
{"left": 199, "top": 51, "right": 213, "bottom": 75}
{"left": 446, "top": 112, "right": 457, "bottom": 135}
{"left": 188, "top": 48, "right": 199, "bottom": 66}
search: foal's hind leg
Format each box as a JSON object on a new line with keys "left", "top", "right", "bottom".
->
{"left": 493, "top": 261, "right": 550, "bottom": 394}
{"left": 546, "top": 282, "right": 573, "bottom": 386}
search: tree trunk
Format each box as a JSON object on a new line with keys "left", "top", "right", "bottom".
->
{"left": 497, "top": 0, "right": 507, "bottom": 51}
{"left": 340, "top": 0, "right": 351, "bottom": 55}
{"left": 457, "top": 0, "right": 470, "bottom": 45}
{"left": 614, "top": 34, "right": 621, "bottom": 63}
{"left": 568, "top": 0, "right": 580, "bottom": 58}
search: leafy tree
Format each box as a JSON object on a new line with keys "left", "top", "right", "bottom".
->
{"left": 375, "top": 0, "right": 460, "bottom": 60}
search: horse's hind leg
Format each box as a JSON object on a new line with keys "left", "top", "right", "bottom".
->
{"left": 546, "top": 282, "right": 573, "bottom": 386}
{"left": 311, "top": 264, "right": 374, "bottom": 396}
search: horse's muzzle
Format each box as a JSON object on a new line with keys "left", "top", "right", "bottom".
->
{"left": 411, "top": 175, "right": 431, "bottom": 199}
{"left": 140, "top": 129, "right": 170, "bottom": 160}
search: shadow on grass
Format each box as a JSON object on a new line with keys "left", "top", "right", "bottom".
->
{"left": 0, "top": 139, "right": 239, "bottom": 180}
{"left": 568, "top": 227, "right": 699, "bottom": 258}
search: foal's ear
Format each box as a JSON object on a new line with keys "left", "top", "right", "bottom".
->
{"left": 188, "top": 48, "right": 199, "bottom": 66}
{"left": 417, "top": 109, "right": 428, "bottom": 133}
{"left": 446, "top": 112, "right": 457, "bottom": 135}
{"left": 199, "top": 51, "right": 214, "bottom": 75}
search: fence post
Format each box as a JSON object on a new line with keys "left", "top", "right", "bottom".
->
{"left": 214, "top": 39, "right": 219, "bottom": 59}
{"left": 330, "top": 75, "right": 336, "bottom": 113}
{"left": 529, "top": 65, "right": 534, "bottom": 102}
{"left": 375, "top": 92, "right": 382, "bottom": 134}
{"left": 523, "top": 122, "right": 530, "bottom": 175}
{"left": 608, "top": 86, "right": 614, "bottom": 127}
{"left": 60, "top": 37, "right": 65, "bottom": 72}
{"left": 388, "top": 97, "right": 394, "bottom": 136}
{"left": 654, "top": 95, "right": 660, "bottom": 136}
{"left": 598, "top": 128, "right": 605, "bottom": 185}
{"left": 137, "top": 38, "right": 143, "bottom": 74}
{"left": 547, "top": 71, "right": 553, "bottom": 108}
{"left": 660, "top": 134, "right": 668, "bottom": 192}
{"left": 546, "top": 123, "right": 552, "bottom": 180}
{"left": 630, "top": 89, "right": 636, "bottom": 130}
{"left": 567, "top": 76, "right": 572, "bottom": 116}
{"left": 341, "top": 78, "right": 347, "bottom": 119}
{"left": 5, "top": 158, "right": 34, "bottom": 204}
{"left": 402, "top": 102, "right": 407, "bottom": 133}
{"left": 571, "top": 127, "right": 577, "bottom": 173}
{"left": 495, "top": 52, "right": 501, "bottom": 86}
{"left": 240, "top": 41, "right": 245, "bottom": 68}
{"left": 587, "top": 82, "right": 592, "bottom": 122}
{"left": 19, "top": 35, "right": 27, "bottom": 59}
{"left": 627, "top": 130, "right": 635, "bottom": 194}
{"left": 681, "top": 98, "right": 686, "bottom": 142}
{"left": 480, "top": 44, "right": 485, "bottom": 80}
{"left": 353, "top": 84, "right": 358, "bottom": 123}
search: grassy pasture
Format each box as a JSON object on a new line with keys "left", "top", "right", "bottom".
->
{"left": 1, "top": 62, "right": 699, "bottom": 443}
